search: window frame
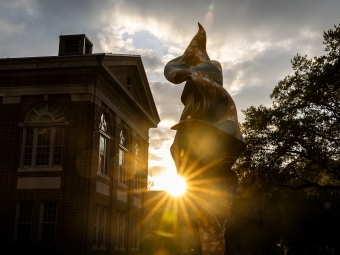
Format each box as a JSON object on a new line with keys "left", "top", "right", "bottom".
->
{"left": 134, "top": 159, "right": 141, "bottom": 191}
{"left": 19, "top": 103, "right": 66, "bottom": 172}
{"left": 134, "top": 142, "right": 142, "bottom": 192}
{"left": 118, "top": 130, "right": 128, "bottom": 186}
{"left": 14, "top": 202, "right": 33, "bottom": 242}
{"left": 38, "top": 202, "right": 58, "bottom": 244}
{"left": 98, "top": 113, "right": 111, "bottom": 178}
{"left": 93, "top": 204, "right": 108, "bottom": 250}
{"left": 115, "top": 210, "right": 126, "bottom": 250}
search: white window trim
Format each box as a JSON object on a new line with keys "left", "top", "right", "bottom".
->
{"left": 19, "top": 103, "right": 67, "bottom": 172}
{"left": 97, "top": 172, "right": 110, "bottom": 181}
{"left": 134, "top": 157, "right": 142, "bottom": 193}
{"left": 38, "top": 202, "right": 57, "bottom": 243}
{"left": 98, "top": 113, "right": 111, "bottom": 178}
{"left": 118, "top": 145, "right": 128, "bottom": 186}
{"left": 98, "top": 130, "right": 111, "bottom": 179}
{"left": 20, "top": 127, "right": 64, "bottom": 170}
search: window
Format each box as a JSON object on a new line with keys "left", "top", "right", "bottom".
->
{"left": 118, "top": 130, "right": 127, "bottom": 185}
{"left": 100, "top": 207, "right": 108, "bottom": 248}
{"left": 98, "top": 114, "right": 111, "bottom": 176}
{"left": 39, "top": 202, "right": 57, "bottom": 243}
{"left": 93, "top": 204, "right": 108, "bottom": 249}
{"left": 132, "top": 215, "right": 140, "bottom": 250}
{"left": 134, "top": 142, "right": 142, "bottom": 191}
{"left": 94, "top": 205, "right": 100, "bottom": 248}
{"left": 115, "top": 210, "right": 126, "bottom": 250}
{"left": 134, "top": 159, "right": 141, "bottom": 191}
{"left": 15, "top": 202, "right": 33, "bottom": 242}
{"left": 21, "top": 103, "right": 65, "bottom": 170}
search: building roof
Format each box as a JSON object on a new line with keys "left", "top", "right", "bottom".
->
{"left": 0, "top": 53, "right": 160, "bottom": 129}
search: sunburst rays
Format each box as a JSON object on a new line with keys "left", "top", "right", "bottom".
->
{"left": 143, "top": 151, "right": 225, "bottom": 242}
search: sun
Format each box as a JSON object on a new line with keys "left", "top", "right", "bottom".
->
{"left": 164, "top": 174, "right": 187, "bottom": 197}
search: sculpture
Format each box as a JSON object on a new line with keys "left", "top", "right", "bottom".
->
{"left": 164, "top": 23, "right": 246, "bottom": 255}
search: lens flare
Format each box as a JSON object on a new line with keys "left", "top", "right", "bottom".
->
{"left": 203, "top": 11, "right": 214, "bottom": 30}
{"left": 165, "top": 175, "right": 187, "bottom": 197}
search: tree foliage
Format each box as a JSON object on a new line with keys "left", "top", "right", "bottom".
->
{"left": 225, "top": 187, "right": 340, "bottom": 255}
{"left": 239, "top": 24, "right": 340, "bottom": 190}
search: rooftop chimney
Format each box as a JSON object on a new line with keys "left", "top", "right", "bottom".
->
{"left": 58, "top": 34, "right": 93, "bottom": 56}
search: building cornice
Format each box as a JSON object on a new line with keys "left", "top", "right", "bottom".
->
{"left": 0, "top": 54, "right": 160, "bottom": 128}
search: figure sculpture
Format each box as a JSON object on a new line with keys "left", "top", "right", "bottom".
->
{"left": 164, "top": 23, "right": 246, "bottom": 255}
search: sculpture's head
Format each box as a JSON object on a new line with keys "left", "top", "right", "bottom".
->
{"left": 164, "top": 23, "right": 223, "bottom": 86}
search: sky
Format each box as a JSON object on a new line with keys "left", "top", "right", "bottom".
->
{"left": 1, "top": 0, "right": 339, "bottom": 190}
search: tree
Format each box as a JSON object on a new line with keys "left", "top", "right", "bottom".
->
{"left": 225, "top": 187, "right": 340, "bottom": 255}
{"left": 225, "top": 189, "right": 283, "bottom": 255}
{"left": 238, "top": 24, "right": 340, "bottom": 191}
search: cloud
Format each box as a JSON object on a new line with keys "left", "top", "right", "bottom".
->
{"left": 140, "top": 51, "right": 164, "bottom": 73}
{"left": 149, "top": 152, "right": 163, "bottom": 161}
{"left": 149, "top": 127, "right": 176, "bottom": 150}
{"left": 0, "top": 0, "right": 339, "bottom": 189}
{"left": 149, "top": 81, "right": 183, "bottom": 122}
{"left": 149, "top": 165, "right": 167, "bottom": 176}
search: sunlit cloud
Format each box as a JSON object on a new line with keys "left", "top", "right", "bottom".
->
{"left": 0, "top": 0, "right": 338, "bottom": 190}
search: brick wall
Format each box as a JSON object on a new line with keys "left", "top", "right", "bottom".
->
{"left": 0, "top": 62, "right": 155, "bottom": 255}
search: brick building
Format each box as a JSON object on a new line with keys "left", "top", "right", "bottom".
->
{"left": 0, "top": 34, "right": 160, "bottom": 254}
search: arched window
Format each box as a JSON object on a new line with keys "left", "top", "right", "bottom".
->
{"left": 134, "top": 141, "right": 142, "bottom": 191}
{"left": 134, "top": 142, "right": 140, "bottom": 157}
{"left": 21, "top": 103, "right": 65, "bottom": 169}
{"left": 118, "top": 129, "right": 127, "bottom": 185}
{"left": 120, "top": 129, "right": 126, "bottom": 148}
{"left": 98, "top": 113, "right": 111, "bottom": 176}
